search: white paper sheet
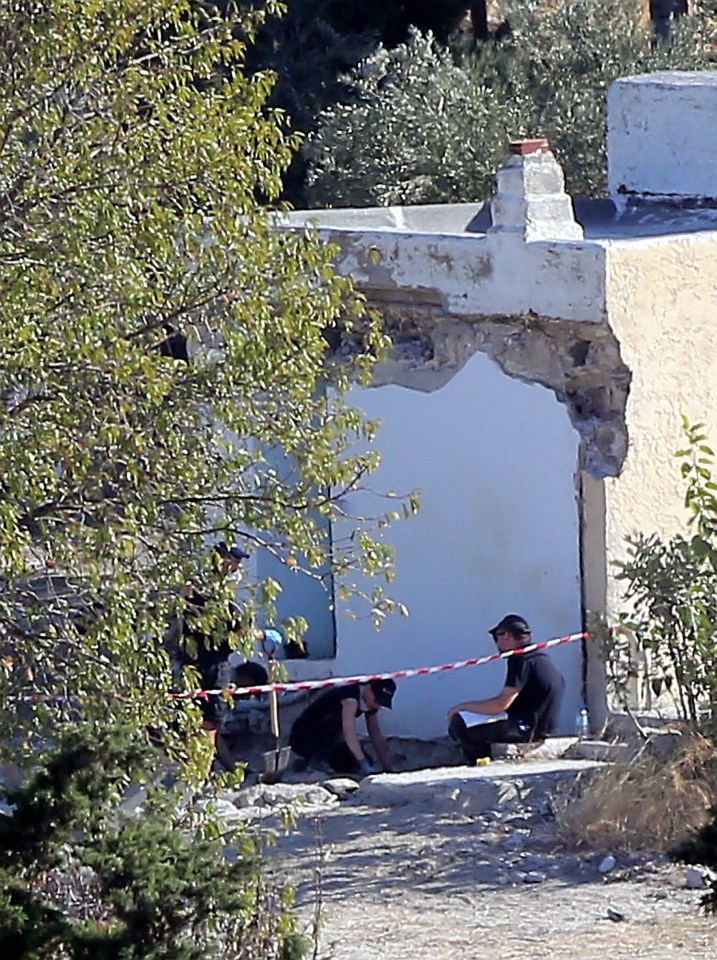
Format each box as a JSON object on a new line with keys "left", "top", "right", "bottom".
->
{"left": 457, "top": 710, "right": 508, "bottom": 728}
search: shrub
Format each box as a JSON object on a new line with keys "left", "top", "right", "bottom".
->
{"left": 305, "top": 0, "right": 713, "bottom": 207}
{"left": 614, "top": 421, "right": 717, "bottom": 730}
{"left": 555, "top": 733, "right": 717, "bottom": 852}
{"left": 0, "top": 724, "right": 308, "bottom": 960}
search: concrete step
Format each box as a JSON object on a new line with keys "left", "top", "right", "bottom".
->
{"left": 355, "top": 758, "right": 605, "bottom": 813}
{"left": 572, "top": 739, "right": 635, "bottom": 763}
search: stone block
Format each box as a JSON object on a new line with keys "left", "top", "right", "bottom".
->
{"left": 489, "top": 147, "right": 583, "bottom": 242}
{"left": 572, "top": 740, "right": 634, "bottom": 763}
{"left": 322, "top": 777, "right": 361, "bottom": 800}
{"left": 357, "top": 772, "right": 517, "bottom": 814}
{"left": 492, "top": 738, "right": 578, "bottom": 761}
{"left": 608, "top": 72, "right": 717, "bottom": 200}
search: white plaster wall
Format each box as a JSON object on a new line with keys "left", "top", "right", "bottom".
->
{"left": 608, "top": 72, "right": 717, "bottom": 200}
{"left": 603, "top": 233, "right": 717, "bottom": 618}
{"left": 331, "top": 351, "right": 583, "bottom": 740}
{"left": 321, "top": 229, "right": 607, "bottom": 324}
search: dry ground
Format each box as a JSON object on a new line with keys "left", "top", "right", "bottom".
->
{"left": 263, "top": 763, "right": 717, "bottom": 960}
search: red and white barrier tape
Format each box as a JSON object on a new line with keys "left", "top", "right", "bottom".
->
{"left": 7, "top": 631, "right": 587, "bottom": 704}
{"left": 174, "top": 630, "right": 588, "bottom": 701}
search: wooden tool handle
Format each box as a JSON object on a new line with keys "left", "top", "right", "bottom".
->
{"left": 268, "top": 661, "right": 280, "bottom": 739}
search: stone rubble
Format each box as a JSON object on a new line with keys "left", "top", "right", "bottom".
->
{"left": 685, "top": 865, "right": 711, "bottom": 889}
{"left": 6, "top": 713, "right": 717, "bottom": 960}
{"left": 6, "top": 746, "right": 713, "bottom": 959}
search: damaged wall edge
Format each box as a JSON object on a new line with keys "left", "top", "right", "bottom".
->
{"left": 333, "top": 300, "right": 631, "bottom": 481}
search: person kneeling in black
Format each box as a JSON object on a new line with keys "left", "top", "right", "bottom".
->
{"left": 447, "top": 614, "right": 564, "bottom": 762}
{"left": 290, "top": 679, "right": 396, "bottom": 776}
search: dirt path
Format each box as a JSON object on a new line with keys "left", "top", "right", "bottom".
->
{"left": 262, "top": 765, "right": 717, "bottom": 959}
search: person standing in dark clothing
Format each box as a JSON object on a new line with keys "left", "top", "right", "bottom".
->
{"left": 174, "top": 541, "right": 276, "bottom": 772}
{"left": 447, "top": 614, "right": 565, "bottom": 762}
{"left": 289, "top": 679, "right": 396, "bottom": 776}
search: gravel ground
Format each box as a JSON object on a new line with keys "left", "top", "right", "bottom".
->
{"left": 256, "top": 763, "right": 717, "bottom": 960}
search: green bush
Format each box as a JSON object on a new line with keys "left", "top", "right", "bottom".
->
{"left": 0, "top": 724, "right": 308, "bottom": 960}
{"left": 305, "top": 0, "right": 713, "bottom": 207}
{"left": 0, "top": 0, "right": 399, "bottom": 771}
{"left": 306, "top": 31, "right": 522, "bottom": 207}
{"left": 613, "top": 421, "right": 717, "bottom": 729}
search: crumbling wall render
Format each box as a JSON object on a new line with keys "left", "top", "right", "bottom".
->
{"left": 318, "top": 137, "right": 629, "bottom": 480}
{"left": 341, "top": 297, "right": 631, "bottom": 480}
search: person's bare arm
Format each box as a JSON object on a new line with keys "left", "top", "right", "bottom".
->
{"left": 341, "top": 698, "right": 365, "bottom": 764}
{"left": 446, "top": 685, "right": 519, "bottom": 720}
{"left": 365, "top": 710, "right": 393, "bottom": 772}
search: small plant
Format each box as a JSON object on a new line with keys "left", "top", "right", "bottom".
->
{"left": 613, "top": 421, "right": 717, "bottom": 730}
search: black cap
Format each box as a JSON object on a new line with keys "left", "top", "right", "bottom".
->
{"left": 489, "top": 614, "right": 531, "bottom": 639}
{"left": 215, "top": 540, "right": 250, "bottom": 562}
{"left": 369, "top": 678, "right": 396, "bottom": 709}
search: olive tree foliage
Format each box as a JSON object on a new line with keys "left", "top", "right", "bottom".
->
{"left": 305, "top": 0, "right": 713, "bottom": 208}
{"left": 0, "top": 0, "right": 400, "bottom": 757}
{"left": 235, "top": 1, "right": 494, "bottom": 204}
{"left": 306, "top": 32, "right": 522, "bottom": 208}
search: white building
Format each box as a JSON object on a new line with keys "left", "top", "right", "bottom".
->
{"left": 269, "top": 72, "right": 717, "bottom": 741}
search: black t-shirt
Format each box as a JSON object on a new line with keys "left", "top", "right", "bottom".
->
{"left": 289, "top": 684, "right": 370, "bottom": 764}
{"left": 505, "top": 651, "right": 565, "bottom": 737}
{"left": 178, "top": 592, "right": 238, "bottom": 688}
{"left": 292, "top": 684, "right": 362, "bottom": 738}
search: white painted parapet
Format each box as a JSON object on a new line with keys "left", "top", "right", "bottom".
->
{"left": 286, "top": 140, "right": 604, "bottom": 325}
{"left": 324, "top": 227, "right": 606, "bottom": 324}
{"left": 608, "top": 71, "right": 717, "bottom": 201}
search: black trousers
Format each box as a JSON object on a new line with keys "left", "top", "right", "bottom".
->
{"left": 448, "top": 713, "right": 531, "bottom": 762}
{"left": 289, "top": 720, "right": 366, "bottom": 774}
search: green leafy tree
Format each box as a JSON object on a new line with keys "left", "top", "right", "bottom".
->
{"left": 0, "top": 0, "right": 400, "bottom": 761}
{"left": 0, "top": 2, "right": 412, "bottom": 952}
{"left": 236, "top": 1, "right": 494, "bottom": 204}
{"left": 305, "top": 0, "right": 713, "bottom": 207}
{"left": 305, "top": 30, "right": 523, "bottom": 207}
{"left": 241, "top": 0, "right": 492, "bottom": 138}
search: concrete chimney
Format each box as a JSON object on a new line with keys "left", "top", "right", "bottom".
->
{"left": 488, "top": 139, "right": 583, "bottom": 243}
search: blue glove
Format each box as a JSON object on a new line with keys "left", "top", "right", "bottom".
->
{"left": 261, "top": 628, "right": 284, "bottom": 658}
{"left": 358, "top": 758, "right": 374, "bottom": 777}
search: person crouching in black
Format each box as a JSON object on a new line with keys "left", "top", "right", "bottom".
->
{"left": 289, "top": 679, "right": 396, "bottom": 776}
